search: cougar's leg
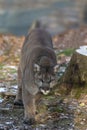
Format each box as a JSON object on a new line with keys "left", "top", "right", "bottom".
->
{"left": 22, "top": 86, "right": 36, "bottom": 125}
{"left": 14, "top": 66, "right": 23, "bottom": 106}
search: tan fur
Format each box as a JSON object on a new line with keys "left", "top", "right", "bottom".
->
{"left": 15, "top": 28, "right": 57, "bottom": 124}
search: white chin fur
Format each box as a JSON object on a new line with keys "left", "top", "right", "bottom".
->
{"left": 40, "top": 89, "right": 50, "bottom": 95}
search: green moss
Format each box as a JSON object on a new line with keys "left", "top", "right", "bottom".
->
{"left": 54, "top": 106, "right": 64, "bottom": 113}
{"left": 58, "top": 48, "right": 75, "bottom": 56}
{"left": 73, "top": 88, "right": 82, "bottom": 99}
{"left": 70, "top": 85, "right": 87, "bottom": 99}
{"left": 10, "top": 69, "right": 17, "bottom": 74}
{"left": 0, "top": 64, "right": 4, "bottom": 69}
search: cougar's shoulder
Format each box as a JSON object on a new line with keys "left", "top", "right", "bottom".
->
{"left": 22, "top": 28, "right": 53, "bottom": 50}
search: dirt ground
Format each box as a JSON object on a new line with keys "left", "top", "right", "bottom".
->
{"left": 0, "top": 26, "right": 87, "bottom": 130}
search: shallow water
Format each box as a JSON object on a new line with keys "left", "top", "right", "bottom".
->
{"left": 0, "top": 84, "right": 18, "bottom": 102}
{"left": 0, "top": 97, "right": 4, "bottom": 103}
{"left": 0, "top": 0, "right": 86, "bottom": 35}
{"left": 0, "top": 87, "right": 7, "bottom": 93}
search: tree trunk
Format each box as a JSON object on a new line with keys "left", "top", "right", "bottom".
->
{"left": 63, "top": 46, "right": 87, "bottom": 88}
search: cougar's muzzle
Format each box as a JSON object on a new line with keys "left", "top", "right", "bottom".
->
{"left": 39, "top": 83, "right": 50, "bottom": 95}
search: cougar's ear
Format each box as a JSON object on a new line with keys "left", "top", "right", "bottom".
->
{"left": 54, "top": 65, "right": 59, "bottom": 73}
{"left": 34, "top": 64, "right": 40, "bottom": 72}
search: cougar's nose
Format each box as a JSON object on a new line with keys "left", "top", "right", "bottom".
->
{"left": 39, "top": 84, "right": 50, "bottom": 95}
{"left": 42, "top": 74, "right": 51, "bottom": 83}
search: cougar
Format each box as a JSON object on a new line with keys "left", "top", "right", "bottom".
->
{"left": 14, "top": 26, "right": 58, "bottom": 125}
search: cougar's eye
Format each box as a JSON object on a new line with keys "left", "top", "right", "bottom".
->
{"left": 51, "top": 74, "right": 56, "bottom": 81}
{"left": 51, "top": 76, "right": 55, "bottom": 81}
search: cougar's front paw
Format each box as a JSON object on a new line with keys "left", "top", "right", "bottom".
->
{"left": 14, "top": 99, "right": 23, "bottom": 106}
{"left": 23, "top": 117, "right": 36, "bottom": 125}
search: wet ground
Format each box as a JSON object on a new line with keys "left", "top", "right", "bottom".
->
{"left": 0, "top": 0, "right": 82, "bottom": 35}
{"left": 0, "top": 94, "right": 75, "bottom": 130}
{"left": 0, "top": 59, "right": 87, "bottom": 130}
{"left": 0, "top": 28, "right": 87, "bottom": 130}
{"left": 0, "top": 82, "right": 87, "bottom": 130}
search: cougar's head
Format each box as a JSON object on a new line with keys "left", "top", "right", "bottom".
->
{"left": 33, "top": 57, "right": 59, "bottom": 95}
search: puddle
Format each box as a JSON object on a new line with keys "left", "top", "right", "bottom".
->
{"left": 8, "top": 85, "right": 18, "bottom": 94}
{"left": 59, "top": 66, "right": 66, "bottom": 73}
{"left": 57, "top": 66, "right": 67, "bottom": 79}
{"left": 0, "top": 87, "right": 7, "bottom": 93}
{"left": 0, "top": 87, "right": 7, "bottom": 103}
{"left": 3, "top": 65, "right": 17, "bottom": 70}
{"left": 0, "top": 84, "right": 18, "bottom": 100}
{"left": 11, "top": 85, "right": 18, "bottom": 89}
{"left": 5, "top": 121, "right": 14, "bottom": 125}
{"left": 0, "top": 97, "right": 4, "bottom": 103}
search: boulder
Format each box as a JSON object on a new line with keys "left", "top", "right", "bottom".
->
{"left": 63, "top": 46, "right": 87, "bottom": 88}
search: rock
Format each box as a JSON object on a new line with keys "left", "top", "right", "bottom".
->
{"left": 63, "top": 46, "right": 87, "bottom": 89}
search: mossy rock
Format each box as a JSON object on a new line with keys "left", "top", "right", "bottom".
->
{"left": 61, "top": 49, "right": 87, "bottom": 97}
